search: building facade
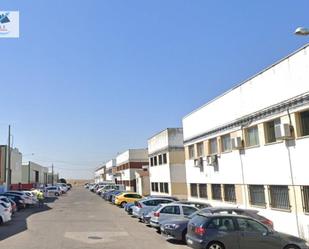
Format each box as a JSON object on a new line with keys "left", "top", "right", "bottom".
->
{"left": 94, "top": 165, "right": 106, "bottom": 183}
{"left": 115, "top": 149, "right": 148, "bottom": 192}
{"left": 148, "top": 128, "right": 187, "bottom": 199}
{"left": 135, "top": 170, "right": 150, "bottom": 196}
{"left": 105, "top": 159, "right": 116, "bottom": 182}
{"left": 21, "top": 161, "right": 48, "bottom": 185}
{"left": 182, "top": 44, "right": 309, "bottom": 239}
{"left": 0, "top": 146, "right": 23, "bottom": 185}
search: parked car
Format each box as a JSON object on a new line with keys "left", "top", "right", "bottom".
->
{"left": 103, "top": 190, "right": 122, "bottom": 201}
{"left": 132, "top": 198, "right": 175, "bottom": 219}
{"left": 67, "top": 183, "right": 72, "bottom": 189}
{"left": 160, "top": 206, "right": 274, "bottom": 242}
{"left": 150, "top": 203, "right": 199, "bottom": 229}
{"left": 186, "top": 213, "right": 309, "bottom": 249}
{"left": 0, "top": 201, "right": 11, "bottom": 224}
{"left": 177, "top": 201, "right": 212, "bottom": 209}
{"left": 0, "top": 196, "right": 12, "bottom": 213}
{"left": 1, "top": 194, "right": 26, "bottom": 210}
{"left": 44, "top": 186, "right": 61, "bottom": 197}
{"left": 8, "top": 199, "right": 17, "bottom": 213}
{"left": 56, "top": 183, "right": 68, "bottom": 193}
{"left": 128, "top": 195, "right": 179, "bottom": 216}
{"left": 5, "top": 191, "right": 35, "bottom": 205}
{"left": 114, "top": 192, "right": 143, "bottom": 208}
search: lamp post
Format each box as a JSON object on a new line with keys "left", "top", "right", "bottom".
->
{"left": 294, "top": 27, "right": 309, "bottom": 36}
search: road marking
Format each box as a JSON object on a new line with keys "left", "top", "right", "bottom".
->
{"left": 64, "top": 231, "right": 129, "bottom": 244}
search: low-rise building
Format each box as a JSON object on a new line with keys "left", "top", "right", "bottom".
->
{"left": 21, "top": 161, "right": 48, "bottom": 185}
{"left": 105, "top": 159, "right": 116, "bottom": 182}
{"left": 182, "top": 44, "right": 309, "bottom": 239}
{"left": 135, "top": 169, "right": 150, "bottom": 196}
{"left": 94, "top": 165, "right": 106, "bottom": 183}
{"left": 47, "top": 172, "right": 59, "bottom": 185}
{"left": 148, "top": 128, "right": 187, "bottom": 199}
{"left": 115, "top": 149, "right": 148, "bottom": 192}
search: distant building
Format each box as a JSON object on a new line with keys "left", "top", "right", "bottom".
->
{"left": 21, "top": 161, "right": 48, "bottom": 185}
{"left": 47, "top": 172, "right": 59, "bottom": 184}
{"left": 115, "top": 149, "right": 149, "bottom": 192}
{"left": 135, "top": 169, "right": 150, "bottom": 196}
{"left": 182, "top": 44, "right": 309, "bottom": 239}
{"left": 94, "top": 165, "right": 106, "bottom": 183}
{"left": 148, "top": 128, "right": 187, "bottom": 199}
{"left": 0, "top": 146, "right": 22, "bottom": 186}
{"left": 105, "top": 159, "right": 116, "bottom": 182}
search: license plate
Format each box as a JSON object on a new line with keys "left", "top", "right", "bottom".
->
{"left": 187, "top": 239, "right": 193, "bottom": 245}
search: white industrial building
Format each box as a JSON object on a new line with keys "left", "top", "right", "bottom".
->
{"left": 182, "top": 44, "right": 309, "bottom": 239}
{"left": 115, "top": 149, "right": 148, "bottom": 192}
{"left": 105, "top": 159, "right": 116, "bottom": 182}
{"left": 148, "top": 128, "right": 187, "bottom": 199}
{"left": 94, "top": 165, "right": 105, "bottom": 183}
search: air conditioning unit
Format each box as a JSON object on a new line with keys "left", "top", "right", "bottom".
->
{"left": 232, "top": 137, "right": 243, "bottom": 149}
{"left": 207, "top": 155, "right": 217, "bottom": 166}
{"left": 194, "top": 157, "right": 204, "bottom": 167}
{"left": 275, "top": 123, "right": 292, "bottom": 139}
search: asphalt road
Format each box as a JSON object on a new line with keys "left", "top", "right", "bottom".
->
{"left": 0, "top": 187, "right": 188, "bottom": 249}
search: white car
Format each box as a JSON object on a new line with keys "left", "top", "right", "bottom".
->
{"left": 45, "top": 186, "right": 61, "bottom": 197}
{"left": 5, "top": 191, "right": 35, "bottom": 205}
{"left": 56, "top": 184, "right": 68, "bottom": 193}
{"left": 0, "top": 201, "right": 11, "bottom": 224}
{"left": 0, "top": 197, "right": 12, "bottom": 213}
{"left": 149, "top": 203, "right": 199, "bottom": 229}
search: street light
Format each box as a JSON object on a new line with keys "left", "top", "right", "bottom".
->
{"left": 294, "top": 27, "right": 309, "bottom": 36}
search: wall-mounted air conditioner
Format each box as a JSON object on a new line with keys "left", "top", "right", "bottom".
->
{"left": 207, "top": 155, "right": 217, "bottom": 166}
{"left": 275, "top": 123, "right": 292, "bottom": 140}
{"left": 232, "top": 137, "right": 243, "bottom": 149}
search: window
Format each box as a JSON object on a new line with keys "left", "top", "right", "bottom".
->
{"left": 153, "top": 156, "right": 157, "bottom": 166}
{"left": 236, "top": 218, "right": 267, "bottom": 234}
{"left": 245, "top": 126, "right": 260, "bottom": 147}
{"left": 211, "top": 184, "right": 222, "bottom": 200}
{"left": 163, "top": 182, "right": 169, "bottom": 193}
{"left": 301, "top": 186, "right": 309, "bottom": 213}
{"left": 183, "top": 206, "right": 198, "bottom": 216}
{"left": 196, "top": 142, "right": 204, "bottom": 157}
{"left": 190, "top": 183, "right": 198, "bottom": 197}
{"left": 221, "top": 134, "right": 231, "bottom": 152}
{"left": 199, "top": 184, "right": 207, "bottom": 198}
{"left": 151, "top": 182, "right": 155, "bottom": 191}
{"left": 249, "top": 185, "right": 266, "bottom": 207}
{"left": 265, "top": 119, "right": 280, "bottom": 143}
{"left": 161, "top": 205, "right": 180, "bottom": 215}
{"left": 189, "top": 145, "right": 195, "bottom": 159}
{"left": 160, "top": 182, "right": 164, "bottom": 192}
{"left": 162, "top": 153, "right": 167, "bottom": 164}
{"left": 209, "top": 138, "right": 218, "bottom": 154}
{"left": 300, "top": 110, "right": 309, "bottom": 136}
{"left": 207, "top": 217, "right": 235, "bottom": 231}
{"left": 158, "top": 154, "right": 162, "bottom": 165}
{"left": 224, "top": 184, "right": 236, "bottom": 202}
{"left": 150, "top": 157, "right": 154, "bottom": 166}
{"left": 154, "top": 182, "right": 159, "bottom": 192}
{"left": 269, "top": 185, "right": 290, "bottom": 210}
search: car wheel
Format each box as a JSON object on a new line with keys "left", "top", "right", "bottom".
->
{"left": 121, "top": 202, "right": 127, "bottom": 208}
{"left": 284, "top": 245, "right": 300, "bottom": 249}
{"left": 207, "top": 242, "right": 225, "bottom": 249}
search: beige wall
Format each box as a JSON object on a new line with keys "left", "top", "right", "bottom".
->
{"left": 168, "top": 150, "right": 185, "bottom": 164}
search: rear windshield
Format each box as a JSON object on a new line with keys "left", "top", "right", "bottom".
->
{"left": 190, "top": 214, "right": 209, "bottom": 227}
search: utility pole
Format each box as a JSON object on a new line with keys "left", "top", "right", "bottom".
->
{"left": 28, "top": 161, "right": 31, "bottom": 184}
{"left": 51, "top": 164, "right": 54, "bottom": 185}
{"left": 7, "top": 125, "right": 11, "bottom": 190}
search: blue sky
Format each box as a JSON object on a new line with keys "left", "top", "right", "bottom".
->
{"left": 0, "top": 1, "right": 308, "bottom": 179}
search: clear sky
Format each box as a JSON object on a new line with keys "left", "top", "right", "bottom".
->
{"left": 0, "top": 1, "right": 308, "bottom": 179}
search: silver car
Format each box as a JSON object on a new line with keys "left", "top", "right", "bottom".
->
{"left": 150, "top": 203, "right": 199, "bottom": 229}
{"left": 132, "top": 198, "right": 175, "bottom": 219}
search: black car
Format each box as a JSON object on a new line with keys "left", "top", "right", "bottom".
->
{"left": 186, "top": 213, "right": 308, "bottom": 249}
{"left": 1, "top": 193, "right": 26, "bottom": 210}
{"left": 161, "top": 207, "right": 273, "bottom": 242}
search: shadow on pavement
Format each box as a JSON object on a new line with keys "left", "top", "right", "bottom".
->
{"left": 166, "top": 239, "right": 187, "bottom": 245}
{"left": 0, "top": 197, "right": 58, "bottom": 241}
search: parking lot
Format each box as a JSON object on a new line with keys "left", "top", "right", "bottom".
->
{"left": 0, "top": 187, "right": 187, "bottom": 249}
